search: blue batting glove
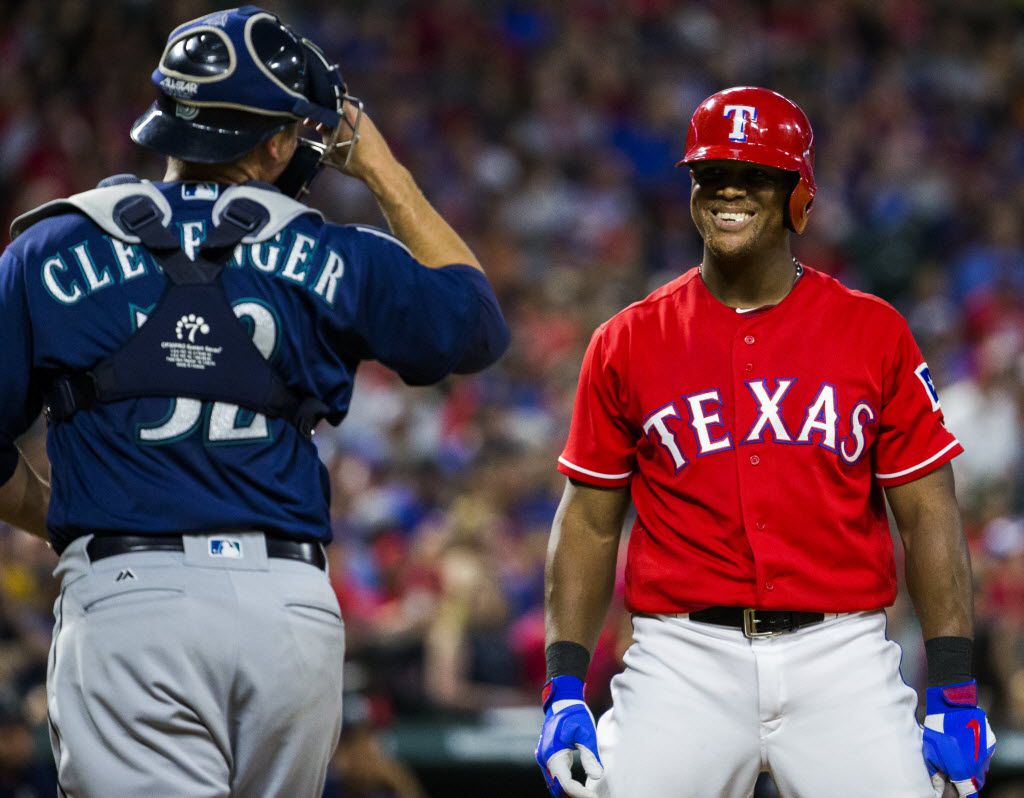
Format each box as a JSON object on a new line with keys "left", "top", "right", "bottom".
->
{"left": 536, "top": 675, "right": 604, "bottom": 798}
{"left": 923, "top": 680, "right": 996, "bottom": 797}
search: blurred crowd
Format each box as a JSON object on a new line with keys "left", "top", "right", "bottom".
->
{"left": 1, "top": 0, "right": 1023, "bottom": 795}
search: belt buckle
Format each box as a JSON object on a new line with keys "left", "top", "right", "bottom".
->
{"left": 742, "top": 608, "right": 777, "bottom": 639}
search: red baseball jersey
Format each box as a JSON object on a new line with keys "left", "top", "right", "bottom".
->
{"left": 558, "top": 266, "right": 962, "bottom": 614}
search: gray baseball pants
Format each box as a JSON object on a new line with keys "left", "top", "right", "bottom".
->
{"left": 47, "top": 532, "right": 345, "bottom": 798}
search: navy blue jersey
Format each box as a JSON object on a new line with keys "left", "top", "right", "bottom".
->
{"left": 0, "top": 181, "right": 507, "bottom": 551}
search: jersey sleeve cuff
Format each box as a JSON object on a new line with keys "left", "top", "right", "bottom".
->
{"left": 874, "top": 439, "right": 963, "bottom": 487}
{"left": 557, "top": 456, "right": 633, "bottom": 487}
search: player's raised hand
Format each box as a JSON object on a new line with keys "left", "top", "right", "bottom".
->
{"left": 922, "top": 680, "right": 996, "bottom": 798}
{"left": 305, "top": 105, "right": 398, "bottom": 185}
{"left": 536, "top": 675, "right": 604, "bottom": 798}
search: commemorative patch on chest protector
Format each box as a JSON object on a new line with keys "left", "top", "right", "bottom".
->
{"left": 162, "top": 313, "right": 222, "bottom": 371}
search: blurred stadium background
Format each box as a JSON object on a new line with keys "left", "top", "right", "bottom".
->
{"left": 0, "top": 0, "right": 1022, "bottom": 795}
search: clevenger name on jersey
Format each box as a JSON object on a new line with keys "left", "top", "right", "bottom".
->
{"left": 558, "top": 266, "right": 962, "bottom": 616}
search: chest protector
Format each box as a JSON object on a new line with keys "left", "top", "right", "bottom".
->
{"left": 12, "top": 176, "right": 329, "bottom": 436}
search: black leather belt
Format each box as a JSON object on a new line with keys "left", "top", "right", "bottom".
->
{"left": 86, "top": 534, "right": 326, "bottom": 571}
{"left": 689, "top": 606, "right": 826, "bottom": 638}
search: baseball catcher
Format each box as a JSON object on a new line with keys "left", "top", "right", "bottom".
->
{"left": 0, "top": 6, "right": 508, "bottom": 796}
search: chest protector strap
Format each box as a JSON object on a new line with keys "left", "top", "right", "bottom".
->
{"left": 39, "top": 179, "right": 328, "bottom": 437}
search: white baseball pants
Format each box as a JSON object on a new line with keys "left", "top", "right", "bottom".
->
{"left": 590, "top": 611, "right": 935, "bottom": 797}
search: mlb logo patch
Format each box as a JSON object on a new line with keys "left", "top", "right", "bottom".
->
{"left": 209, "top": 537, "right": 243, "bottom": 559}
{"left": 182, "top": 182, "right": 219, "bottom": 201}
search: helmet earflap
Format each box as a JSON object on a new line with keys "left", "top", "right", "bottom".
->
{"left": 787, "top": 177, "right": 814, "bottom": 234}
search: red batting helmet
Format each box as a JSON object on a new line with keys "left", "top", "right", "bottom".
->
{"left": 678, "top": 86, "right": 816, "bottom": 234}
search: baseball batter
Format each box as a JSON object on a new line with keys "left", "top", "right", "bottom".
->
{"left": 536, "top": 88, "right": 995, "bottom": 798}
{"left": 0, "top": 7, "right": 507, "bottom": 797}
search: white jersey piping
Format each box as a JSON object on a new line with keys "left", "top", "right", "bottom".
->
{"left": 353, "top": 225, "right": 413, "bottom": 256}
{"left": 558, "top": 456, "right": 632, "bottom": 480}
{"left": 874, "top": 440, "right": 961, "bottom": 480}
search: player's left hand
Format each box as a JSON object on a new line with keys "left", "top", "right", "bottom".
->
{"left": 922, "top": 680, "right": 995, "bottom": 797}
{"left": 536, "top": 675, "right": 604, "bottom": 798}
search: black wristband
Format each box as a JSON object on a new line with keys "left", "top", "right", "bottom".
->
{"left": 545, "top": 641, "right": 591, "bottom": 682}
{"left": 925, "top": 636, "right": 973, "bottom": 687}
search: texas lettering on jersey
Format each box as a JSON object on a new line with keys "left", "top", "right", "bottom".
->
{"left": 558, "top": 267, "right": 963, "bottom": 615}
{"left": 640, "top": 378, "right": 877, "bottom": 471}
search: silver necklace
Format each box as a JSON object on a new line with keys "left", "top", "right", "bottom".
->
{"left": 699, "top": 257, "right": 803, "bottom": 281}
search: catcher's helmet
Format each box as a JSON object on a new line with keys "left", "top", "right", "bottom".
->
{"left": 678, "top": 86, "right": 816, "bottom": 234}
{"left": 131, "top": 5, "right": 358, "bottom": 190}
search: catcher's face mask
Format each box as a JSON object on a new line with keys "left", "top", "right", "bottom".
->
{"left": 131, "top": 5, "right": 363, "bottom": 197}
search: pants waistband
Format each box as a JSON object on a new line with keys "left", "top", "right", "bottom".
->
{"left": 86, "top": 534, "right": 327, "bottom": 571}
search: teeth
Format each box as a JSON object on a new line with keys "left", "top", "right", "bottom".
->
{"left": 717, "top": 211, "right": 751, "bottom": 222}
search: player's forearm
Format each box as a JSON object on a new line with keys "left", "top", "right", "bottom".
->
{"left": 890, "top": 466, "right": 973, "bottom": 641}
{"left": 545, "top": 482, "right": 628, "bottom": 654}
{"left": 338, "top": 111, "right": 482, "bottom": 271}
{"left": 361, "top": 161, "right": 482, "bottom": 272}
{"left": 545, "top": 532, "right": 618, "bottom": 652}
{"left": 0, "top": 450, "right": 50, "bottom": 540}
{"left": 902, "top": 517, "right": 973, "bottom": 641}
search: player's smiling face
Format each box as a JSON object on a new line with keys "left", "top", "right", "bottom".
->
{"left": 689, "top": 160, "right": 793, "bottom": 260}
